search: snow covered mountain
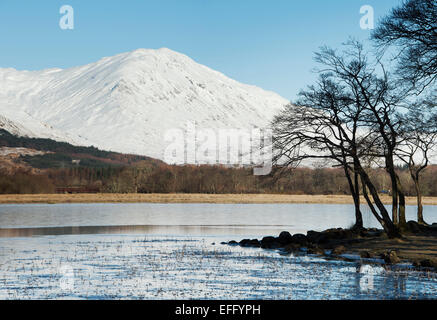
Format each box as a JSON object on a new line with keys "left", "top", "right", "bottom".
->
{"left": 0, "top": 48, "right": 288, "bottom": 162}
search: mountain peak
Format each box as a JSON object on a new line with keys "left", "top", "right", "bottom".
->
{"left": 0, "top": 50, "right": 289, "bottom": 161}
{"left": 120, "top": 47, "right": 191, "bottom": 62}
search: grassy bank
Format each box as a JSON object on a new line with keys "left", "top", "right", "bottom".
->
{"left": 1, "top": 193, "right": 437, "bottom": 205}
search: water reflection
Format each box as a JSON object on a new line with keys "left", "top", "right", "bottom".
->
{"left": 0, "top": 203, "right": 436, "bottom": 237}
{"left": 0, "top": 224, "right": 296, "bottom": 238}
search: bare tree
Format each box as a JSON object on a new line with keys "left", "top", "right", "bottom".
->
{"left": 397, "top": 102, "right": 437, "bottom": 224}
{"left": 272, "top": 99, "right": 365, "bottom": 229}
{"left": 372, "top": 0, "right": 437, "bottom": 91}
{"left": 372, "top": 0, "right": 437, "bottom": 226}
{"left": 272, "top": 41, "right": 404, "bottom": 237}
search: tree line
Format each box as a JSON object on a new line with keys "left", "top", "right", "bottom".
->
{"left": 2, "top": 164, "right": 437, "bottom": 197}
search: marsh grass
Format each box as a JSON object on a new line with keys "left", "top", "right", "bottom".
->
{"left": 0, "top": 234, "right": 435, "bottom": 299}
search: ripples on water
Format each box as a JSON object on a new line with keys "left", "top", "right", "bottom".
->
{"left": 0, "top": 203, "right": 436, "bottom": 300}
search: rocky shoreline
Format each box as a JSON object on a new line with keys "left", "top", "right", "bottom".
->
{"left": 223, "top": 221, "right": 437, "bottom": 271}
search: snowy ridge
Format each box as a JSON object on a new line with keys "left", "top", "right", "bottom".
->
{"left": 0, "top": 48, "right": 288, "bottom": 162}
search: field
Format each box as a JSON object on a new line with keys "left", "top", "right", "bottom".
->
{"left": 1, "top": 193, "right": 437, "bottom": 205}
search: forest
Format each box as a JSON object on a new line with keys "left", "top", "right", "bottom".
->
{"left": 1, "top": 163, "right": 437, "bottom": 198}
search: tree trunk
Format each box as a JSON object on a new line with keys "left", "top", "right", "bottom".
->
{"left": 389, "top": 173, "right": 399, "bottom": 225}
{"left": 392, "top": 189, "right": 399, "bottom": 225}
{"left": 358, "top": 166, "right": 400, "bottom": 238}
{"left": 386, "top": 154, "right": 399, "bottom": 225}
{"left": 344, "top": 166, "right": 363, "bottom": 230}
{"left": 412, "top": 174, "right": 426, "bottom": 225}
{"left": 397, "top": 177, "right": 407, "bottom": 226}
{"left": 353, "top": 170, "right": 363, "bottom": 229}
{"left": 361, "top": 177, "right": 384, "bottom": 226}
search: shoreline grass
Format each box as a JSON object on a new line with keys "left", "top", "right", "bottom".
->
{"left": 1, "top": 193, "right": 437, "bottom": 205}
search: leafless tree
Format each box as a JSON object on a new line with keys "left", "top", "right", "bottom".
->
{"left": 372, "top": 0, "right": 437, "bottom": 91}
{"left": 272, "top": 41, "right": 405, "bottom": 237}
{"left": 397, "top": 101, "right": 437, "bottom": 224}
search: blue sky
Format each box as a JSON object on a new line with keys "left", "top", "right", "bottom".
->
{"left": 0, "top": 0, "right": 402, "bottom": 100}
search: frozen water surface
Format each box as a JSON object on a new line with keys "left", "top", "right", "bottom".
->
{"left": 0, "top": 203, "right": 436, "bottom": 300}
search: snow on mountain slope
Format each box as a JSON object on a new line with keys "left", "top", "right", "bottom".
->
{"left": 0, "top": 48, "right": 288, "bottom": 162}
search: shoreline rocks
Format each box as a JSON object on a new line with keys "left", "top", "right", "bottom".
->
{"left": 380, "top": 250, "right": 401, "bottom": 264}
{"left": 239, "top": 239, "right": 261, "bottom": 247}
{"left": 278, "top": 231, "right": 293, "bottom": 244}
{"left": 223, "top": 224, "right": 437, "bottom": 272}
{"left": 413, "top": 259, "right": 437, "bottom": 269}
{"left": 331, "top": 245, "right": 346, "bottom": 255}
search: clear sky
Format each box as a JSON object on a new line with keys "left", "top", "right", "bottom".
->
{"left": 0, "top": 0, "right": 402, "bottom": 100}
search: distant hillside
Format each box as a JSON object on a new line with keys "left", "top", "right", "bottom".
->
{"left": 1, "top": 130, "right": 437, "bottom": 197}
{"left": 0, "top": 48, "right": 287, "bottom": 161}
{"left": 0, "top": 129, "right": 161, "bottom": 169}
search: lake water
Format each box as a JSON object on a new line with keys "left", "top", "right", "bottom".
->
{"left": 0, "top": 203, "right": 436, "bottom": 299}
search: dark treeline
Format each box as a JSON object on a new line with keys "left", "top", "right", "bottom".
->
{"left": 0, "top": 129, "right": 158, "bottom": 168}
{"left": 0, "top": 171, "right": 54, "bottom": 194}
{"left": 1, "top": 164, "right": 437, "bottom": 196}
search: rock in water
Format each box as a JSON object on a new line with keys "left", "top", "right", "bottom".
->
{"left": 332, "top": 245, "right": 346, "bottom": 255}
{"left": 381, "top": 250, "right": 400, "bottom": 264}
{"left": 278, "top": 231, "right": 293, "bottom": 245}
{"left": 360, "top": 251, "right": 372, "bottom": 258}
{"left": 291, "top": 234, "right": 307, "bottom": 245}
{"left": 239, "top": 239, "right": 261, "bottom": 248}
{"left": 261, "top": 236, "right": 281, "bottom": 249}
